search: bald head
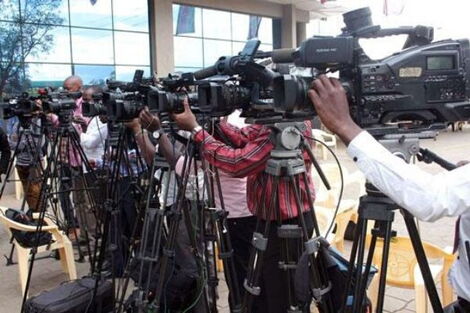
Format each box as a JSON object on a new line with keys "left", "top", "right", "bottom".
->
{"left": 63, "top": 75, "right": 83, "bottom": 92}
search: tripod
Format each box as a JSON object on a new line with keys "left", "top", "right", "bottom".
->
{"left": 149, "top": 140, "right": 211, "bottom": 313}
{"left": 20, "top": 109, "right": 98, "bottom": 312}
{"left": 342, "top": 135, "right": 444, "bottom": 313}
{"left": 242, "top": 122, "right": 334, "bottom": 313}
{"left": 0, "top": 115, "right": 46, "bottom": 265}
{"left": 90, "top": 121, "right": 148, "bottom": 311}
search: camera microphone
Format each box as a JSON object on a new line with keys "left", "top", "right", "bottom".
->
{"left": 270, "top": 48, "right": 296, "bottom": 64}
{"left": 193, "top": 65, "right": 218, "bottom": 80}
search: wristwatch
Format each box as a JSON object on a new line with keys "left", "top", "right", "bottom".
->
{"left": 152, "top": 129, "right": 164, "bottom": 140}
{"left": 191, "top": 125, "right": 203, "bottom": 139}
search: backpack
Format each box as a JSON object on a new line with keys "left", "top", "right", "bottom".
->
{"left": 5, "top": 208, "right": 53, "bottom": 248}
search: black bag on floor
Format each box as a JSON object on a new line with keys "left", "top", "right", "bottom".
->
{"left": 24, "top": 277, "right": 114, "bottom": 313}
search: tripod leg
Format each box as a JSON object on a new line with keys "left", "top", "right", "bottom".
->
{"left": 374, "top": 221, "right": 393, "bottom": 313}
{"left": 352, "top": 217, "right": 369, "bottom": 313}
{"left": 242, "top": 177, "right": 279, "bottom": 313}
{"left": 402, "top": 210, "right": 443, "bottom": 313}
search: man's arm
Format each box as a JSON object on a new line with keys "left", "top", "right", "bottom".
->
{"left": 348, "top": 131, "right": 470, "bottom": 221}
{"left": 132, "top": 108, "right": 181, "bottom": 168}
{"left": 193, "top": 129, "right": 272, "bottom": 177}
{"left": 216, "top": 121, "right": 265, "bottom": 148}
{"left": 309, "top": 75, "right": 470, "bottom": 221}
{"left": 172, "top": 102, "right": 272, "bottom": 177}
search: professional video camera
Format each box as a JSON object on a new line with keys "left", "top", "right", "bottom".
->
{"left": 39, "top": 89, "right": 79, "bottom": 114}
{"left": 0, "top": 92, "right": 42, "bottom": 119}
{"left": 188, "top": 39, "right": 280, "bottom": 119}
{"left": 270, "top": 7, "right": 470, "bottom": 129}
{"left": 1, "top": 89, "right": 79, "bottom": 119}
{"left": 83, "top": 70, "right": 156, "bottom": 121}
{"left": 149, "top": 72, "right": 198, "bottom": 114}
{"left": 82, "top": 94, "right": 107, "bottom": 118}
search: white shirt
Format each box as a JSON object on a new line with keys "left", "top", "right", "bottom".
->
{"left": 348, "top": 131, "right": 470, "bottom": 301}
{"left": 80, "top": 117, "right": 107, "bottom": 161}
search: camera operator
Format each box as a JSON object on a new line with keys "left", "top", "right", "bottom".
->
{"left": 309, "top": 74, "right": 470, "bottom": 312}
{"left": 48, "top": 75, "right": 90, "bottom": 242}
{"left": 77, "top": 86, "right": 108, "bottom": 243}
{"left": 0, "top": 126, "right": 11, "bottom": 184}
{"left": 172, "top": 103, "right": 315, "bottom": 313}
{"left": 7, "top": 111, "right": 44, "bottom": 211}
{"left": 98, "top": 117, "right": 147, "bottom": 277}
{"left": 134, "top": 107, "right": 258, "bottom": 310}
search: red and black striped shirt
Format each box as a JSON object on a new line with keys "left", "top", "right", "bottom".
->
{"left": 193, "top": 121, "right": 315, "bottom": 220}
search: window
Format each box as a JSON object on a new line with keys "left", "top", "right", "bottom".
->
{"left": 114, "top": 31, "right": 150, "bottom": 65}
{"left": 0, "top": 0, "right": 151, "bottom": 96}
{"left": 69, "top": 0, "right": 113, "bottom": 29}
{"left": 173, "top": 4, "right": 274, "bottom": 70}
{"left": 113, "top": 0, "right": 149, "bottom": 32}
{"left": 71, "top": 28, "right": 114, "bottom": 64}
{"left": 25, "top": 26, "right": 71, "bottom": 63}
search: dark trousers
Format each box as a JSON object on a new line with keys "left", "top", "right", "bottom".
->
{"left": 109, "top": 176, "right": 140, "bottom": 276}
{"left": 444, "top": 297, "right": 470, "bottom": 313}
{"left": 16, "top": 164, "right": 42, "bottom": 211}
{"left": 249, "top": 213, "right": 313, "bottom": 313}
{"left": 227, "top": 216, "right": 257, "bottom": 309}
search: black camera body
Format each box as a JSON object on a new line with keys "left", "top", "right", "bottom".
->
{"left": 272, "top": 7, "right": 470, "bottom": 128}
{"left": 355, "top": 39, "right": 470, "bottom": 126}
{"left": 1, "top": 93, "right": 40, "bottom": 119}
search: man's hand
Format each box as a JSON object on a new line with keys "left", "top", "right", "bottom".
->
{"left": 139, "top": 107, "right": 161, "bottom": 132}
{"left": 457, "top": 160, "right": 470, "bottom": 167}
{"left": 308, "top": 75, "right": 362, "bottom": 145}
{"left": 172, "top": 101, "right": 199, "bottom": 131}
{"left": 73, "top": 115, "right": 88, "bottom": 132}
{"left": 125, "top": 118, "right": 141, "bottom": 133}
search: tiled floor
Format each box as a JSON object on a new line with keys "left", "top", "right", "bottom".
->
{"left": 1, "top": 125, "right": 469, "bottom": 312}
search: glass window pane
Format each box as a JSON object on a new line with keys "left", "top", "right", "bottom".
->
{"left": 258, "top": 17, "right": 273, "bottom": 44}
{"left": 114, "top": 31, "right": 150, "bottom": 65}
{"left": 20, "top": 0, "right": 69, "bottom": 25}
{"left": 172, "top": 5, "right": 202, "bottom": 38}
{"left": 231, "top": 13, "right": 250, "bottom": 42}
{"left": 69, "top": 0, "right": 112, "bottom": 29}
{"left": 113, "top": 0, "right": 149, "bottom": 32}
{"left": 71, "top": 28, "right": 113, "bottom": 64}
{"left": 174, "top": 37, "right": 203, "bottom": 68}
{"left": 26, "top": 63, "right": 72, "bottom": 88}
{"left": 74, "top": 64, "right": 115, "bottom": 85}
{"left": 115, "top": 66, "right": 150, "bottom": 81}
{"left": 203, "top": 39, "right": 232, "bottom": 67}
{"left": 0, "top": 21, "right": 21, "bottom": 62}
{"left": 25, "top": 26, "right": 71, "bottom": 63}
{"left": 1, "top": 62, "right": 27, "bottom": 94}
{"left": 0, "top": 0, "right": 20, "bottom": 21}
{"left": 202, "top": 9, "right": 231, "bottom": 40}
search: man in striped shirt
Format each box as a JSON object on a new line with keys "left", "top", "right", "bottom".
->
{"left": 173, "top": 102, "right": 316, "bottom": 313}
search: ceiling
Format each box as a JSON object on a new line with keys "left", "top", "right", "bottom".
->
{"left": 258, "top": 0, "right": 348, "bottom": 19}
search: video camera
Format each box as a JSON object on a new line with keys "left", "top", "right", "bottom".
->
{"left": 270, "top": 7, "right": 470, "bottom": 129}
{"left": 149, "top": 72, "right": 198, "bottom": 114}
{"left": 83, "top": 70, "right": 156, "bottom": 121}
{"left": 1, "top": 88, "right": 79, "bottom": 119}
{"left": 1, "top": 92, "right": 42, "bottom": 119}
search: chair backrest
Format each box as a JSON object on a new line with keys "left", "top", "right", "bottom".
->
{"left": 371, "top": 236, "right": 449, "bottom": 288}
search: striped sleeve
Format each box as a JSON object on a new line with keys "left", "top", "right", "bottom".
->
{"left": 193, "top": 129, "right": 272, "bottom": 178}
